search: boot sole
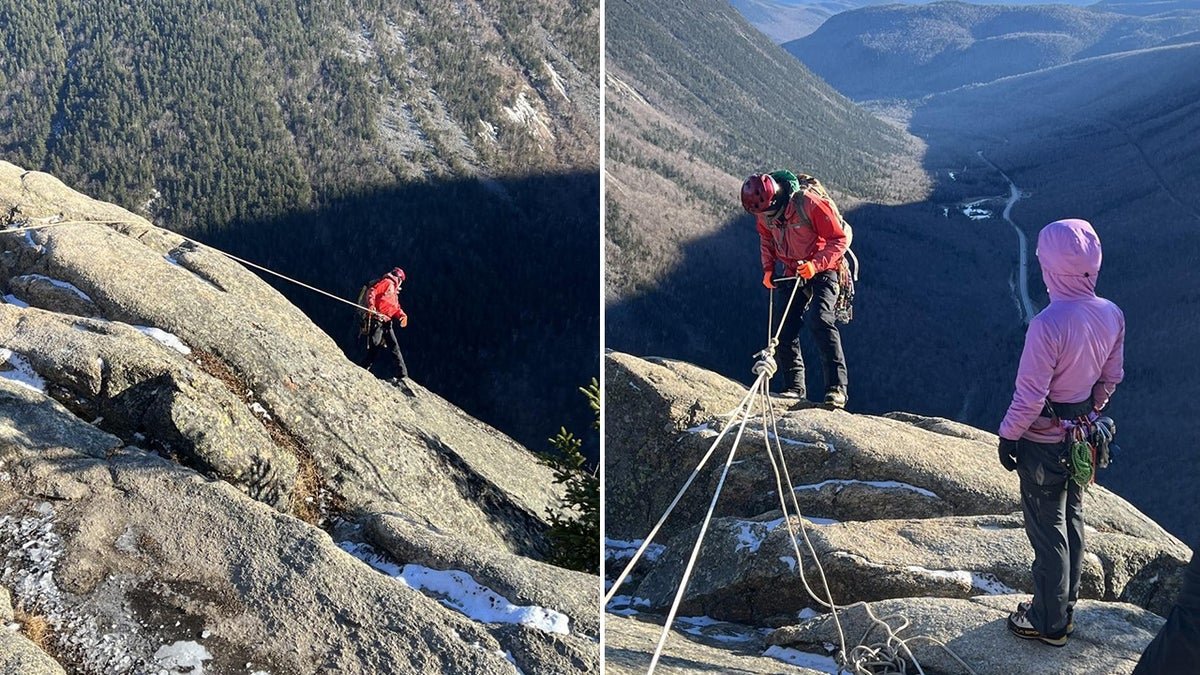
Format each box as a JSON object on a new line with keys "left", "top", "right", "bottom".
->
{"left": 1008, "top": 620, "right": 1068, "bottom": 647}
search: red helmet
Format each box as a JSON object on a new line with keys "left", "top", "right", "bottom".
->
{"left": 389, "top": 267, "right": 406, "bottom": 283}
{"left": 740, "top": 174, "right": 777, "bottom": 213}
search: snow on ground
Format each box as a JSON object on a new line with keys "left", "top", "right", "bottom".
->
{"left": 153, "top": 640, "right": 212, "bottom": 674}
{"left": 18, "top": 274, "right": 93, "bottom": 302}
{"left": 3, "top": 294, "right": 29, "bottom": 307}
{"left": 606, "top": 538, "right": 666, "bottom": 564}
{"left": 0, "top": 348, "right": 45, "bottom": 393}
{"left": 606, "top": 594, "right": 651, "bottom": 616}
{"left": 905, "top": 566, "right": 1019, "bottom": 595}
{"left": 0, "top": 503, "right": 142, "bottom": 672}
{"left": 338, "top": 541, "right": 570, "bottom": 635}
{"left": 134, "top": 326, "right": 192, "bottom": 355}
{"left": 797, "top": 607, "right": 820, "bottom": 621}
{"left": 793, "top": 479, "right": 938, "bottom": 499}
{"left": 543, "top": 59, "right": 570, "bottom": 102}
{"left": 763, "top": 645, "right": 840, "bottom": 673}
{"left": 674, "top": 616, "right": 758, "bottom": 643}
{"left": 734, "top": 517, "right": 787, "bottom": 553}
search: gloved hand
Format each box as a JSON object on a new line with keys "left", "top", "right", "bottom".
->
{"left": 762, "top": 271, "right": 775, "bottom": 289}
{"left": 399, "top": 314, "right": 409, "bottom": 328}
{"left": 796, "top": 261, "right": 817, "bottom": 280}
{"left": 998, "top": 437, "right": 1019, "bottom": 472}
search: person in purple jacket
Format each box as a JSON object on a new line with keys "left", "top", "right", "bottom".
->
{"left": 997, "top": 218, "right": 1125, "bottom": 646}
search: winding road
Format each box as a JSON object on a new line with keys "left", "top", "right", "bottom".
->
{"left": 977, "top": 151, "right": 1036, "bottom": 325}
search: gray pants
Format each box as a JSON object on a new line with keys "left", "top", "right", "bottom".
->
{"left": 1017, "top": 438, "right": 1084, "bottom": 637}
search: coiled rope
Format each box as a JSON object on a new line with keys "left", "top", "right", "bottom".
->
{"left": 606, "top": 275, "right": 977, "bottom": 675}
{"left": 2, "top": 216, "right": 379, "bottom": 315}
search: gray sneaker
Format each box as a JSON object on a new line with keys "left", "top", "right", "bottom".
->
{"left": 779, "top": 387, "right": 806, "bottom": 399}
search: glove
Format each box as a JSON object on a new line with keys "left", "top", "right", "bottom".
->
{"left": 399, "top": 314, "right": 408, "bottom": 328}
{"left": 762, "top": 271, "right": 775, "bottom": 289}
{"left": 998, "top": 437, "right": 1019, "bottom": 472}
{"left": 796, "top": 261, "right": 817, "bottom": 280}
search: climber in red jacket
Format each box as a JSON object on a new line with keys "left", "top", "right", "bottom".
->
{"left": 361, "top": 267, "right": 410, "bottom": 387}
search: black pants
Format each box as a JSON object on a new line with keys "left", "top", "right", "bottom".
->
{"left": 777, "top": 270, "right": 847, "bottom": 394}
{"left": 361, "top": 319, "right": 408, "bottom": 379}
{"left": 1017, "top": 437, "right": 1084, "bottom": 637}
{"left": 1132, "top": 545, "right": 1200, "bottom": 674}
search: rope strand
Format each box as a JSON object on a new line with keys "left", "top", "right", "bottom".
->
{"left": 610, "top": 279, "right": 978, "bottom": 675}
{"left": 3, "top": 217, "right": 378, "bottom": 315}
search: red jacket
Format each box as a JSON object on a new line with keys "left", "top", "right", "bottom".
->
{"left": 366, "top": 275, "right": 406, "bottom": 321}
{"left": 757, "top": 191, "right": 848, "bottom": 275}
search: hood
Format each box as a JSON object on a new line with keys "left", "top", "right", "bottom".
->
{"left": 1037, "top": 218, "right": 1101, "bottom": 301}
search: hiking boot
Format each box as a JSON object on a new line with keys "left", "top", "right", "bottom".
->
{"left": 1018, "top": 600, "right": 1074, "bottom": 636}
{"left": 824, "top": 387, "right": 847, "bottom": 409}
{"left": 779, "top": 387, "right": 806, "bottom": 399}
{"left": 1007, "top": 604, "right": 1068, "bottom": 646}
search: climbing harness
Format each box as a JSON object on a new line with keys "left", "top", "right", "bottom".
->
{"left": 605, "top": 283, "right": 977, "bottom": 675}
{"left": 1041, "top": 399, "right": 1118, "bottom": 488}
{"left": 1062, "top": 414, "right": 1118, "bottom": 487}
{"left": 2, "top": 215, "right": 377, "bottom": 316}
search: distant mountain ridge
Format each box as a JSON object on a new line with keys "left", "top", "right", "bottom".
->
{"left": 784, "top": 0, "right": 1200, "bottom": 99}
{"left": 728, "top": 0, "right": 1099, "bottom": 43}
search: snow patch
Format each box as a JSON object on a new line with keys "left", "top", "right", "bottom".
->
{"left": 779, "top": 556, "right": 796, "bottom": 572}
{"left": 0, "top": 349, "right": 45, "bottom": 393}
{"left": 605, "top": 538, "right": 665, "bottom": 563}
{"left": 134, "top": 326, "right": 191, "bottom": 355}
{"left": 153, "top": 641, "right": 212, "bottom": 673}
{"left": 798, "top": 607, "right": 820, "bottom": 621}
{"left": 793, "top": 479, "right": 938, "bottom": 499}
{"left": 543, "top": 60, "right": 570, "bottom": 102}
{"left": 905, "top": 566, "right": 1018, "bottom": 594}
{"left": 19, "top": 274, "right": 93, "bottom": 302}
{"left": 675, "top": 616, "right": 756, "bottom": 643}
{"left": 733, "top": 517, "right": 786, "bottom": 553}
{"left": 503, "top": 90, "right": 553, "bottom": 142}
{"left": 339, "top": 542, "right": 570, "bottom": 635}
{"left": 3, "top": 294, "right": 29, "bottom": 308}
{"left": 763, "top": 645, "right": 840, "bottom": 673}
{"left": 606, "top": 594, "right": 650, "bottom": 617}
{"left": 0, "top": 503, "right": 141, "bottom": 671}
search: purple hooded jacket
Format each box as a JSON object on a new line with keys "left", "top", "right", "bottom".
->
{"left": 999, "top": 219, "right": 1125, "bottom": 443}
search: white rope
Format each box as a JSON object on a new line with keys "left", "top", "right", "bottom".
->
{"left": 3, "top": 217, "right": 382, "bottom": 316}
{"left": 755, "top": 354, "right": 978, "bottom": 675}
{"left": 613, "top": 275, "right": 978, "bottom": 675}
{"left": 646, "top": 369, "right": 768, "bottom": 674}
{"left": 602, "top": 381, "right": 761, "bottom": 607}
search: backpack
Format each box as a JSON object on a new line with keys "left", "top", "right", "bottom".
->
{"left": 776, "top": 171, "right": 859, "bottom": 323}
{"left": 356, "top": 277, "right": 381, "bottom": 336}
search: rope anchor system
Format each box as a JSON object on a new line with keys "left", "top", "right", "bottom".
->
{"left": 604, "top": 281, "right": 977, "bottom": 675}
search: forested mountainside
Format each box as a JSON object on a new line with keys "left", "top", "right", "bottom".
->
{"left": 0, "top": 0, "right": 601, "bottom": 453}
{"left": 785, "top": 1, "right": 1200, "bottom": 100}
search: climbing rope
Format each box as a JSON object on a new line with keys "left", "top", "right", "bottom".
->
{"left": 607, "top": 277, "right": 978, "bottom": 675}
{"left": 2, "top": 216, "right": 378, "bottom": 316}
